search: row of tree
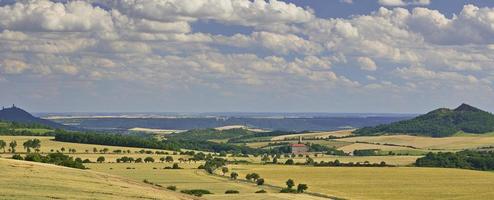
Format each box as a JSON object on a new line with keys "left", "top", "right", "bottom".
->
{"left": 416, "top": 150, "right": 494, "bottom": 170}
{"left": 12, "top": 153, "right": 86, "bottom": 169}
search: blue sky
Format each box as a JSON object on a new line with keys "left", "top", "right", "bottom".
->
{"left": 1, "top": 0, "right": 494, "bottom": 113}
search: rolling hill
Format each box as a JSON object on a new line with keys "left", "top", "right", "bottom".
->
{"left": 353, "top": 104, "right": 494, "bottom": 137}
{"left": 0, "top": 106, "right": 72, "bottom": 130}
{"left": 0, "top": 158, "right": 196, "bottom": 200}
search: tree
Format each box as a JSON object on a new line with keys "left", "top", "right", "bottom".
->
{"left": 144, "top": 157, "right": 155, "bottom": 163}
{"left": 172, "top": 163, "right": 180, "bottom": 169}
{"left": 165, "top": 156, "right": 174, "bottom": 163}
{"left": 297, "top": 184, "right": 308, "bottom": 193}
{"left": 135, "top": 158, "right": 143, "bottom": 163}
{"left": 246, "top": 173, "right": 252, "bottom": 181}
{"left": 256, "top": 178, "right": 265, "bottom": 185}
{"left": 261, "top": 155, "right": 270, "bottom": 163}
{"left": 102, "top": 148, "right": 109, "bottom": 154}
{"left": 285, "top": 159, "right": 294, "bottom": 165}
{"left": 93, "top": 147, "right": 98, "bottom": 153}
{"left": 97, "top": 156, "right": 105, "bottom": 163}
{"left": 60, "top": 147, "right": 65, "bottom": 153}
{"left": 247, "top": 173, "right": 260, "bottom": 181}
{"left": 221, "top": 167, "right": 229, "bottom": 175}
{"left": 160, "top": 157, "right": 165, "bottom": 163}
{"left": 9, "top": 140, "right": 17, "bottom": 153}
{"left": 230, "top": 172, "right": 238, "bottom": 180}
{"left": 272, "top": 157, "right": 278, "bottom": 164}
{"left": 286, "top": 179, "right": 294, "bottom": 189}
{"left": 0, "top": 140, "right": 6, "bottom": 153}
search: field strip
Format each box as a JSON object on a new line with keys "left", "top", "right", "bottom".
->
{"left": 194, "top": 168, "right": 345, "bottom": 200}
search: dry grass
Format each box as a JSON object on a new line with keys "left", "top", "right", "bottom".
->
{"left": 338, "top": 134, "right": 494, "bottom": 150}
{"left": 230, "top": 164, "right": 494, "bottom": 200}
{"left": 0, "top": 136, "right": 174, "bottom": 154}
{"left": 0, "top": 158, "right": 196, "bottom": 200}
{"left": 276, "top": 155, "right": 419, "bottom": 166}
{"left": 87, "top": 163, "right": 277, "bottom": 195}
{"left": 337, "top": 142, "right": 420, "bottom": 153}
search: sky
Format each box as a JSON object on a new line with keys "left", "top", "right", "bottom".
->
{"left": 1, "top": 0, "right": 494, "bottom": 113}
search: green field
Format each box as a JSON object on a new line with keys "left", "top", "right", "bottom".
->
{"left": 230, "top": 164, "right": 494, "bottom": 200}
{"left": 0, "top": 158, "right": 196, "bottom": 200}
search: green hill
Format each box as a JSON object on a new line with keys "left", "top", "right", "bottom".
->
{"left": 353, "top": 104, "right": 494, "bottom": 137}
{"left": 167, "top": 128, "right": 254, "bottom": 141}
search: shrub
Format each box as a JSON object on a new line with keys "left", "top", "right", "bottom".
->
{"left": 180, "top": 189, "right": 212, "bottom": 197}
{"left": 172, "top": 163, "right": 181, "bottom": 169}
{"left": 166, "top": 185, "right": 177, "bottom": 191}
{"left": 12, "top": 154, "right": 23, "bottom": 160}
{"left": 280, "top": 188, "right": 297, "bottom": 193}
{"left": 225, "top": 190, "right": 239, "bottom": 194}
{"left": 285, "top": 159, "right": 294, "bottom": 165}
{"left": 255, "top": 189, "right": 267, "bottom": 193}
{"left": 256, "top": 178, "right": 265, "bottom": 185}
{"left": 297, "top": 184, "right": 308, "bottom": 193}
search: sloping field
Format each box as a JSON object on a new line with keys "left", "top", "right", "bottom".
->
{"left": 0, "top": 158, "right": 196, "bottom": 200}
{"left": 271, "top": 130, "right": 354, "bottom": 141}
{"left": 87, "top": 163, "right": 325, "bottom": 200}
{"left": 337, "top": 142, "right": 421, "bottom": 153}
{"left": 337, "top": 134, "right": 494, "bottom": 150}
{"left": 0, "top": 136, "right": 173, "bottom": 154}
{"left": 87, "top": 163, "right": 274, "bottom": 194}
{"left": 231, "top": 164, "right": 494, "bottom": 200}
{"left": 276, "top": 155, "right": 419, "bottom": 166}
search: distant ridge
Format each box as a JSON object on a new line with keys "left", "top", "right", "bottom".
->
{"left": 353, "top": 103, "right": 494, "bottom": 137}
{"left": 0, "top": 105, "right": 72, "bottom": 130}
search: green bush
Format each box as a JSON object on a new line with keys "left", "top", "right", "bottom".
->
{"left": 279, "top": 188, "right": 297, "bottom": 193}
{"left": 12, "top": 154, "right": 23, "bottom": 160}
{"left": 166, "top": 185, "right": 177, "bottom": 191}
{"left": 180, "top": 189, "right": 212, "bottom": 197}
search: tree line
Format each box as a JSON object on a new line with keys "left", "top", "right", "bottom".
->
{"left": 416, "top": 150, "right": 494, "bottom": 171}
{"left": 53, "top": 130, "right": 273, "bottom": 154}
{"left": 12, "top": 152, "right": 86, "bottom": 169}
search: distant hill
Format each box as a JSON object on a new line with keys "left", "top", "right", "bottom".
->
{"left": 0, "top": 106, "right": 71, "bottom": 130}
{"left": 353, "top": 104, "right": 494, "bottom": 137}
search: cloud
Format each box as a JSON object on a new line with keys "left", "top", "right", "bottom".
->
{"left": 0, "top": 59, "right": 29, "bottom": 74}
{"left": 96, "top": 0, "right": 314, "bottom": 26}
{"left": 0, "top": 1, "right": 114, "bottom": 32}
{"left": 0, "top": 0, "right": 493, "bottom": 111}
{"left": 357, "top": 57, "right": 378, "bottom": 71}
{"left": 378, "top": 0, "right": 431, "bottom": 7}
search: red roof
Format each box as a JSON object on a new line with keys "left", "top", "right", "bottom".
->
{"left": 290, "top": 144, "right": 306, "bottom": 147}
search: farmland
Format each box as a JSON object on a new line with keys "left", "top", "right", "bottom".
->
{"left": 229, "top": 164, "right": 494, "bottom": 200}
{"left": 87, "top": 162, "right": 327, "bottom": 200}
{"left": 337, "top": 134, "right": 494, "bottom": 150}
{"left": 0, "top": 135, "right": 174, "bottom": 154}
